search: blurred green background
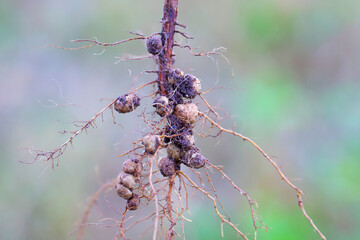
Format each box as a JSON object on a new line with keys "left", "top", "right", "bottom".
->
{"left": 1, "top": 0, "right": 359, "bottom": 239}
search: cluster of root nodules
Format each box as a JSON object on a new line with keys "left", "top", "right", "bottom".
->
{"left": 112, "top": 56, "right": 215, "bottom": 238}
{"left": 88, "top": 34, "right": 260, "bottom": 239}
{"left": 37, "top": 7, "right": 325, "bottom": 240}
{"left": 68, "top": 27, "right": 268, "bottom": 239}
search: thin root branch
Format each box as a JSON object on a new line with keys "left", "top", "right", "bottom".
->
{"left": 77, "top": 181, "right": 114, "bottom": 240}
{"left": 200, "top": 112, "right": 326, "bottom": 240}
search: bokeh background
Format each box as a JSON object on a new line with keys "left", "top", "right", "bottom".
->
{"left": 1, "top": 0, "right": 359, "bottom": 239}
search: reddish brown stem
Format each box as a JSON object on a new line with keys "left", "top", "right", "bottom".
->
{"left": 158, "top": 0, "right": 179, "bottom": 96}
{"left": 166, "top": 174, "right": 177, "bottom": 240}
